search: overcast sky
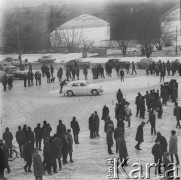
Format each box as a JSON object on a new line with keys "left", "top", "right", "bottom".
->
{"left": 0, "top": 0, "right": 165, "bottom": 9}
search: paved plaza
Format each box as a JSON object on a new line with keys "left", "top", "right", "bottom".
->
{"left": 0, "top": 69, "right": 181, "bottom": 180}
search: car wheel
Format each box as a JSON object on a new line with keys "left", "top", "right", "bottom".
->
{"left": 67, "top": 90, "right": 74, "bottom": 97}
{"left": 92, "top": 89, "right": 98, "bottom": 96}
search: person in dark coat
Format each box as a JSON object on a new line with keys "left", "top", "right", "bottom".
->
{"left": 27, "top": 126, "right": 35, "bottom": 151}
{"left": 70, "top": 117, "right": 80, "bottom": 144}
{"left": 0, "top": 139, "right": 10, "bottom": 174}
{"left": 43, "top": 124, "right": 52, "bottom": 145}
{"left": 34, "top": 124, "right": 43, "bottom": 151}
{"left": 23, "top": 140, "right": 33, "bottom": 172}
{"left": 116, "top": 89, "right": 123, "bottom": 103}
{"left": 33, "top": 147, "right": 44, "bottom": 180}
{"left": 30, "top": 71, "right": 34, "bottom": 86}
{"left": 7, "top": 76, "right": 13, "bottom": 90}
{"left": 27, "top": 71, "right": 31, "bottom": 86}
{"left": 62, "top": 133, "right": 69, "bottom": 164}
{"left": 139, "top": 97, "right": 146, "bottom": 119}
{"left": 102, "top": 105, "right": 109, "bottom": 121}
{"left": 22, "top": 124, "right": 28, "bottom": 140}
{"left": 56, "top": 120, "right": 66, "bottom": 140}
{"left": 114, "top": 122, "right": 124, "bottom": 153}
{"left": 57, "top": 67, "right": 63, "bottom": 82}
{"left": 173, "top": 102, "right": 181, "bottom": 128}
{"left": 135, "top": 93, "right": 142, "bottom": 117}
{"left": 2, "top": 74, "right": 8, "bottom": 91}
{"left": 23, "top": 73, "right": 27, "bottom": 87}
{"left": 3, "top": 127, "right": 13, "bottom": 158}
{"left": 131, "top": 61, "right": 137, "bottom": 75}
{"left": 152, "top": 139, "right": 163, "bottom": 175}
{"left": 156, "top": 132, "right": 167, "bottom": 154}
{"left": 46, "top": 70, "right": 50, "bottom": 83}
{"left": 94, "top": 111, "right": 100, "bottom": 137}
{"left": 83, "top": 66, "right": 88, "bottom": 80}
{"left": 120, "top": 69, "right": 125, "bottom": 82}
{"left": 43, "top": 138, "right": 53, "bottom": 174}
{"left": 147, "top": 110, "right": 156, "bottom": 135}
{"left": 107, "top": 124, "right": 114, "bottom": 154}
{"left": 16, "top": 126, "right": 27, "bottom": 157}
{"left": 0, "top": 143, "right": 6, "bottom": 179}
{"left": 89, "top": 113, "right": 95, "bottom": 138}
{"left": 163, "top": 152, "right": 173, "bottom": 179}
{"left": 52, "top": 134, "right": 63, "bottom": 170}
{"left": 135, "top": 121, "right": 145, "bottom": 150}
{"left": 117, "top": 134, "right": 128, "bottom": 166}
{"left": 59, "top": 79, "right": 67, "bottom": 94}
{"left": 50, "top": 64, "right": 54, "bottom": 77}
{"left": 104, "top": 116, "right": 114, "bottom": 133}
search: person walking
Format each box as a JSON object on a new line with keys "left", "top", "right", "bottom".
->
{"left": 152, "top": 139, "right": 163, "bottom": 175}
{"left": 7, "top": 76, "right": 13, "bottom": 90}
{"left": 147, "top": 110, "right": 156, "bottom": 135}
{"left": 135, "top": 121, "right": 145, "bottom": 150}
{"left": 34, "top": 124, "right": 43, "bottom": 151}
{"left": 23, "top": 140, "right": 33, "bottom": 172}
{"left": 135, "top": 93, "right": 142, "bottom": 117}
{"left": 117, "top": 134, "right": 128, "bottom": 166}
{"left": 59, "top": 79, "right": 67, "bottom": 94}
{"left": 27, "top": 126, "right": 35, "bottom": 151}
{"left": 2, "top": 127, "right": 13, "bottom": 158}
{"left": 94, "top": 111, "right": 100, "bottom": 137}
{"left": 71, "top": 117, "right": 80, "bottom": 144}
{"left": 16, "top": 126, "right": 27, "bottom": 158}
{"left": 169, "top": 130, "right": 179, "bottom": 165}
{"left": 33, "top": 148, "right": 44, "bottom": 180}
{"left": 107, "top": 124, "right": 114, "bottom": 154}
{"left": 173, "top": 102, "right": 181, "bottom": 128}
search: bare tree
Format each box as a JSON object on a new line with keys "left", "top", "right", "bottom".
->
{"left": 50, "top": 27, "right": 94, "bottom": 53}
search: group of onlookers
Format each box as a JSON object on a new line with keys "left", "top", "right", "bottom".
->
{"left": 0, "top": 117, "right": 80, "bottom": 180}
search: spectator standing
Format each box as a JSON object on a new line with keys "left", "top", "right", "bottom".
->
{"left": 71, "top": 117, "right": 80, "bottom": 144}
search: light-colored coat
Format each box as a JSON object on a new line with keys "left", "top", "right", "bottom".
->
{"left": 33, "top": 152, "right": 44, "bottom": 177}
{"left": 169, "top": 135, "right": 178, "bottom": 154}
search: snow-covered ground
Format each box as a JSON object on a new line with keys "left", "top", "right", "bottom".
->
{"left": 0, "top": 68, "right": 181, "bottom": 180}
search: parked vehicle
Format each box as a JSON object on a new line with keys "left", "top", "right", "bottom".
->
{"left": 38, "top": 55, "right": 56, "bottom": 63}
{"left": 0, "top": 61, "right": 17, "bottom": 73}
{"left": 107, "top": 58, "right": 127, "bottom": 68}
{"left": 137, "top": 58, "right": 155, "bottom": 69}
{"left": 62, "top": 80, "right": 103, "bottom": 96}
{"left": 65, "top": 59, "right": 90, "bottom": 69}
{"left": 4, "top": 57, "right": 28, "bottom": 67}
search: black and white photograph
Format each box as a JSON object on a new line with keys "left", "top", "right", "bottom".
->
{"left": 0, "top": 0, "right": 181, "bottom": 179}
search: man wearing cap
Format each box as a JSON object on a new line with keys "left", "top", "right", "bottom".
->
{"left": 152, "top": 139, "right": 163, "bottom": 175}
{"left": 169, "top": 130, "right": 179, "bottom": 165}
{"left": 135, "top": 121, "right": 145, "bottom": 150}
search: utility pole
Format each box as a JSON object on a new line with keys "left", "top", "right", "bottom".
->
{"left": 176, "top": 26, "right": 178, "bottom": 55}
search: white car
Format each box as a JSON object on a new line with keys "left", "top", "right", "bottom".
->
{"left": 63, "top": 80, "right": 103, "bottom": 96}
{"left": 38, "top": 55, "right": 56, "bottom": 63}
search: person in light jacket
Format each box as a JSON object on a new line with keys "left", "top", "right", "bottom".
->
{"left": 169, "top": 130, "right": 179, "bottom": 165}
{"left": 33, "top": 147, "right": 44, "bottom": 180}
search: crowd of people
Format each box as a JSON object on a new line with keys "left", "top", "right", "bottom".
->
{"left": 0, "top": 117, "right": 80, "bottom": 180}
